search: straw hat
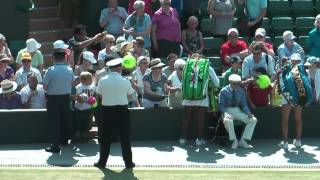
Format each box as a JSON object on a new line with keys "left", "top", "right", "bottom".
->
{"left": 149, "top": 58, "right": 165, "bottom": 69}
{"left": 0, "top": 79, "right": 18, "bottom": 94}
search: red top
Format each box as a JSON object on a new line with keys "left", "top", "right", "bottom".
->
{"left": 247, "top": 83, "right": 273, "bottom": 106}
{"left": 220, "top": 40, "right": 248, "bottom": 67}
{"left": 128, "top": 0, "right": 153, "bottom": 17}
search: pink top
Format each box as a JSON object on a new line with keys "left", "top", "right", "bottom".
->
{"left": 152, "top": 7, "right": 181, "bottom": 43}
{"left": 128, "top": 0, "right": 153, "bottom": 16}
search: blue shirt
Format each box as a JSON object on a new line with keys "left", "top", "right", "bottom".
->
{"left": 247, "top": 0, "right": 267, "bottom": 19}
{"left": 124, "top": 13, "right": 152, "bottom": 48}
{"left": 99, "top": 6, "right": 128, "bottom": 35}
{"left": 218, "top": 85, "right": 251, "bottom": 114}
{"left": 277, "top": 42, "right": 305, "bottom": 63}
{"left": 242, "top": 53, "right": 276, "bottom": 79}
{"left": 43, "top": 63, "right": 74, "bottom": 95}
{"left": 308, "top": 28, "right": 320, "bottom": 58}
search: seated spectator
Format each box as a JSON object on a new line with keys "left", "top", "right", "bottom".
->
{"left": 20, "top": 72, "right": 46, "bottom": 109}
{"left": 142, "top": 58, "right": 168, "bottom": 108}
{"left": 98, "top": 34, "right": 119, "bottom": 69}
{"left": 220, "top": 28, "right": 248, "bottom": 69}
{"left": 0, "top": 34, "right": 14, "bottom": 64}
{"left": 152, "top": 0, "right": 181, "bottom": 58}
{"left": 0, "top": 79, "right": 22, "bottom": 109}
{"left": 222, "top": 55, "right": 242, "bottom": 87}
{"left": 129, "top": 37, "right": 150, "bottom": 59}
{"left": 218, "top": 74, "right": 257, "bottom": 149}
{"left": 16, "top": 38, "right": 44, "bottom": 74}
{"left": 15, "top": 52, "right": 42, "bottom": 90}
{"left": 208, "top": 0, "right": 236, "bottom": 39}
{"left": 168, "top": 58, "right": 186, "bottom": 108}
{"left": 74, "top": 71, "right": 96, "bottom": 142}
{"left": 277, "top": 31, "right": 305, "bottom": 63}
{"left": 99, "top": 0, "right": 128, "bottom": 38}
{"left": 68, "top": 25, "right": 105, "bottom": 65}
{"left": 248, "top": 28, "right": 274, "bottom": 57}
{"left": 305, "top": 56, "right": 320, "bottom": 104}
{"left": 128, "top": 0, "right": 153, "bottom": 16}
{"left": 53, "top": 40, "right": 74, "bottom": 68}
{"left": 307, "top": 14, "right": 320, "bottom": 58}
{"left": 181, "top": 16, "right": 204, "bottom": 56}
{"left": 74, "top": 51, "right": 97, "bottom": 76}
{"left": 162, "top": 53, "right": 177, "bottom": 77}
{"left": 123, "top": 0, "right": 152, "bottom": 50}
{"left": 247, "top": 67, "right": 272, "bottom": 109}
{"left": 0, "top": 54, "right": 14, "bottom": 82}
{"left": 132, "top": 56, "right": 150, "bottom": 103}
{"left": 242, "top": 43, "right": 276, "bottom": 81}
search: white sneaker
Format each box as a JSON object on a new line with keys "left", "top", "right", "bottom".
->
{"left": 179, "top": 138, "right": 186, "bottom": 145}
{"left": 279, "top": 141, "right": 289, "bottom": 150}
{"left": 196, "top": 138, "right": 206, "bottom": 146}
{"left": 293, "top": 139, "right": 302, "bottom": 148}
{"left": 231, "top": 139, "right": 238, "bottom": 149}
{"left": 239, "top": 139, "right": 253, "bottom": 149}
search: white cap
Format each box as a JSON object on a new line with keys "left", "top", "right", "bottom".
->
{"left": 255, "top": 28, "right": 266, "bottom": 37}
{"left": 106, "top": 58, "right": 123, "bottom": 67}
{"left": 290, "top": 53, "right": 302, "bottom": 61}
{"left": 82, "top": 51, "right": 97, "bottom": 64}
{"left": 283, "top": 31, "right": 296, "bottom": 41}
{"left": 228, "top": 74, "right": 241, "bottom": 82}
{"left": 26, "top": 38, "right": 41, "bottom": 52}
{"left": 227, "top": 28, "right": 239, "bottom": 35}
{"left": 53, "top": 40, "right": 69, "bottom": 49}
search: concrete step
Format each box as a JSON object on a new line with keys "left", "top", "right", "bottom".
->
{"left": 29, "top": 29, "right": 73, "bottom": 42}
{"left": 30, "top": 6, "right": 59, "bottom": 19}
{"left": 29, "top": 17, "right": 63, "bottom": 31}
{"left": 34, "top": 0, "right": 58, "bottom": 8}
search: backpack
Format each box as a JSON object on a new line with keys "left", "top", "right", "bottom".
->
{"left": 182, "top": 58, "right": 210, "bottom": 100}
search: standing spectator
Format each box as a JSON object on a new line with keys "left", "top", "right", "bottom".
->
{"left": 277, "top": 31, "right": 305, "bottom": 63}
{"left": 0, "top": 34, "right": 14, "bottom": 64}
{"left": 74, "top": 51, "right": 97, "bottom": 76}
{"left": 128, "top": 0, "right": 153, "bottom": 16}
{"left": 182, "top": 0, "right": 201, "bottom": 29}
{"left": 181, "top": 16, "right": 204, "bottom": 56}
{"left": 220, "top": 28, "right": 248, "bottom": 68}
{"left": 15, "top": 52, "right": 42, "bottom": 90}
{"left": 0, "top": 54, "right": 14, "bottom": 82}
{"left": 16, "top": 38, "right": 44, "bottom": 74}
{"left": 247, "top": 67, "right": 272, "bottom": 109}
{"left": 222, "top": 55, "right": 242, "bottom": 87}
{"left": 99, "top": 0, "right": 128, "bottom": 38}
{"left": 68, "top": 25, "right": 105, "bottom": 66}
{"left": 208, "top": 0, "right": 236, "bottom": 39}
{"left": 142, "top": 58, "right": 168, "bottom": 108}
{"left": 248, "top": 28, "right": 274, "bottom": 57}
{"left": 242, "top": 43, "right": 275, "bottom": 81}
{"left": 74, "top": 71, "right": 96, "bottom": 141}
{"left": 123, "top": 1, "right": 152, "bottom": 50}
{"left": 43, "top": 51, "right": 74, "bottom": 153}
{"left": 152, "top": 0, "right": 181, "bottom": 58}
{"left": 307, "top": 14, "right": 320, "bottom": 58}
{"left": 20, "top": 72, "right": 46, "bottom": 109}
{"left": 53, "top": 40, "right": 74, "bottom": 68}
{"left": 129, "top": 37, "right": 150, "bottom": 59}
{"left": 168, "top": 58, "right": 186, "bottom": 108}
{"left": 218, "top": 74, "right": 257, "bottom": 149}
{"left": 94, "top": 58, "right": 135, "bottom": 169}
{"left": 0, "top": 79, "right": 22, "bottom": 109}
{"left": 238, "top": 0, "right": 267, "bottom": 37}
{"left": 98, "top": 34, "right": 119, "bottom": 69}
{"left": 162, "top": 53, "right": 177, "bottom": 78}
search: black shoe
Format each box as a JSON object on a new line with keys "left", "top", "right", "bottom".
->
{"left": 45, "top": 146, "right": 60, "bottom": 153}
{"left": 125, "top": 162, "right": 135, "bottom": 169}
{"left": 93, "top": 162, "right": 106, "bottom": 169}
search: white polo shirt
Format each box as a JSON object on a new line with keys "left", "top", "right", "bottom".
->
{"left": 96, "top": 72, "right": 134, "bottom": 106}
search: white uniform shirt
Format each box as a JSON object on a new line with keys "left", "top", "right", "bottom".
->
{"left": 96, "top": 72, "right": 134, "bottom": 106}
{"left": 20, "top": 84, "right": 46, "bottom": 109}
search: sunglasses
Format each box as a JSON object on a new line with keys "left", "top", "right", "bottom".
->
{"left": 107, "top": 41, "right": 115, "bottom": 44}
{"left": 162, "top": 2, "right": 171, "bottom": 6}
{"left": 22, "top": 60, "right": 31, "bottom": 63}
{"left": 255, "top": 35, "right": 264, "bottom": 38}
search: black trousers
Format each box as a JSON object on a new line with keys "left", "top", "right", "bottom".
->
{"left": 154, "top": 39, "right": 180, "bottom": 58}
{"left": 47, "top": 94, "right": 72, "bottom": 147}
{"left": 97, "top": 105, "right": 133, "bottom": 166}
{"left": 73, "top": 109, "right": 92, "bottom": 132}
